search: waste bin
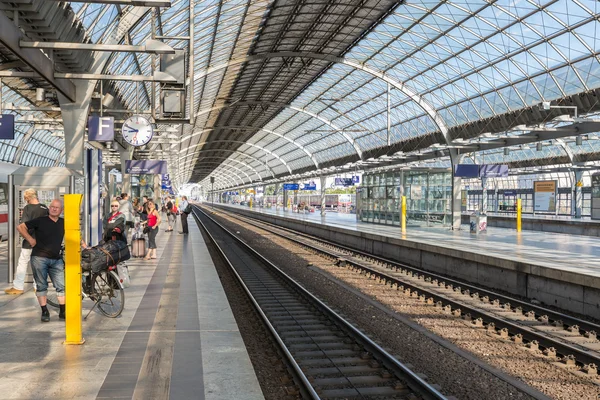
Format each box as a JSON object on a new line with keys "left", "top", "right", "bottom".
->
{"left": 470, "top": 213, "right": 487, "bottom": 234}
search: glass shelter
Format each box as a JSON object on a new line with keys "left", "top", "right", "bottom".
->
{"left": 358, "top": 168, "right": 453, "bottom": 227}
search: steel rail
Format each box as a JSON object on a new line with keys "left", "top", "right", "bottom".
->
{"left": 189, "top": 206, "right": 319, "bottom": 400}
{"left": 214, "top": 206, "right": 600, "bottom": 371}
{"left": 192, "top": 205, "right": 449, "bottom": 400}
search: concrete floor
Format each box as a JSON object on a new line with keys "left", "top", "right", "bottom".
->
{"left": 0, "top": 218, "right": 263, "bottom": 400}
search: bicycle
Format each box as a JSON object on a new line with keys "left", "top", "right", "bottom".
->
{"left": 47, "top": 265, "right": 125, "bottom": 319}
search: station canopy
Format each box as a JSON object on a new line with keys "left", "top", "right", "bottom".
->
{"left": 1, "top": 0, "right": 600, "bottom": 190}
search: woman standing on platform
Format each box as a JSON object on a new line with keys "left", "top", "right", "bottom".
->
{"left": 144, "top": 200, "right": 161, "bottom": 260}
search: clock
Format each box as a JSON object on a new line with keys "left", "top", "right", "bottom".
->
{"left": 122, "top": 115, "right": 153, "bottom": 147}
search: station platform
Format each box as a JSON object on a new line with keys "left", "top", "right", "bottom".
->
{"left": 214, "top": 203, "right": 600, "bottom": 320}
{"left": 0, "top": 219, "right": 263, "bottom": 400}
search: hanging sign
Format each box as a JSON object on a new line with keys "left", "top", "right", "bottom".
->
{"left": 454, "top": 164, "right": 480, "bottom": 178}
{"left": 534, "top": 180, "right": 556, "bottom": 212}
{"left": 88, "top": 116, "right": 114, "bottom": 142}
{"left": 479, "top": 164, "right": 509, "bottom": 178}
{"left": 0, "top": 114, "right": 15, "bottom": 140}
{"left": 503, "top": 190, "right": 516, "bottom": 196}
{"left": 125, "top": 160, "right": 168, "bottom": 174}
{"left": 283, "top": 183, "right": 299, "bottom": 190}
{"left": 455, "top": 164, "right": 509, "bottom": 178}
{"left": 300, "top": 182, "right": 316, "bottom": 190}
{"left": 352, "top": 175, "right": 360, "bottom": 183}
{"left": 335, "top": 178, "right": 354, "bottom": 186}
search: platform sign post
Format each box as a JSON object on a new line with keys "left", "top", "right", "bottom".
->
{"left": 516, "top": 198, "right": 522, "bottom": 233}
{"left": 401, "top": 196, "right": 407, "bottom": 234}
{"left": 64, "top": 194, "right": 85, "bottom": 345}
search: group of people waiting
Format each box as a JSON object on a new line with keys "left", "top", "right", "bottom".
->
{"left": 3, "top": 188, "right": 191, "bottom": 322}
{"left": 106, "top": 193, "right": 189, "bottom": 259}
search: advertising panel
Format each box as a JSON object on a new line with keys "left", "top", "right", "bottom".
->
{"left": 125, "top": 160, "right": 168, "bottom": 174}
{"left": 410, "top": 185, "right": 423, "bottom": 200}
{"left": 534, "top": 180, "right": 556, "bottom": 212}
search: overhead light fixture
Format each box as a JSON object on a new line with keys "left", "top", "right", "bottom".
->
{"left": 536, "top": 142, "right": 543, "bottom": 151}
{"left": 102, "top": 93, "right": 115, "bottom": 108}
{"left": 36, "top": 88, "right": 45, "bottom": 102}
{"left": 576, "top": 136, "right": 583, "bottom": 146}
{"left": 504, "top": 148, "right": 510, "bottom": 156}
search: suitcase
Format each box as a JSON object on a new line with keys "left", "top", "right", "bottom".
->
{"left": 132, "top": 238, "right": 146, "bottom": 258}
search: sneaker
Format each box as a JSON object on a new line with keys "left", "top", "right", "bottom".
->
{"left": 4, "top": 287, "right": 24, "bottom": 295}
{"left": 41, "top": 310, "right": 50, "bottom": 323}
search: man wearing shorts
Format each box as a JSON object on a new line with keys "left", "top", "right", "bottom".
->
{"left": 16, "top": 199, "right": 65, "bottom": 322}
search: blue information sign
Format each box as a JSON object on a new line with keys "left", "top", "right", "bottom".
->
{"left": 0, "top": 114, "right": 15, "bottom": 140}
{"left": 283, "top": 183, "right": 299, "bottom": 190}
{"left": 300, "top": 183, "right": 316, "bottom": 190}
{"left": 335, "top": 178, "right": 354, "bottom": 186}
{"left": 88, "top": 116, "right": 114, "bottom": 142}
{"left": 454, "top": 164, "right": 479, "bottom": 178}
{"left": 352, "top": 175, "right": 360, "bottom": 184}
{"left": 479, "top": 164, "right": 509, "bottom": 178}
{"left": 455, "top": 164, "right": 509, "bottom": 178}
{"left": 125, "top": 160, "right": 168, "bottom": 174}
{"left": 503, "top": 190, "right": 516, "bottom": 196}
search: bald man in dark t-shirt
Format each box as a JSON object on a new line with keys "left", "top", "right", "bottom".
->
{"left": 17, "top": 199, "right": 65, "bottom": 322}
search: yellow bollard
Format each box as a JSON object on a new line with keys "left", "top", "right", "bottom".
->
{"left": 64, "top": 194, "right": 85, "bottom": 345}
{"left": 516, "top": 198, "right": 522, "bottom": 233}
{"left": 401, "top": 196, "right": 406, "bottom": 234}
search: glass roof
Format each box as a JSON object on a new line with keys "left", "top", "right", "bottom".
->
{"left": 1, "top": 0, "right": 600, "bottom": 189}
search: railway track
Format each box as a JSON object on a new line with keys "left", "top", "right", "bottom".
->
{"left": 210, "top": 205, "right": 600, "bottom": 379}
{"left": 191, "top": 206, "right": 449, "bottom": 400}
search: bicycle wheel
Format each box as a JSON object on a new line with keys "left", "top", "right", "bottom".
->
{"left": 92, "top": 270, "right": 124, "bottom": 318}
{"left": 46, "top": 291, "right": 59, "bottom": 308}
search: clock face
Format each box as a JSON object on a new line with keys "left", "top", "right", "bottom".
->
{"left": 122, "top": 115, "right": 153, "bottom": 147}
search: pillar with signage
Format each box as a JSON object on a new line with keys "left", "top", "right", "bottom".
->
{"left": 591, "top": 174, "right": 600, "bottom": 220}
{"left": 320, "top": 176, "right": 326, "bottom": 216}
{"left": 533, "top": 180, "right": 557, "bottom": 215}
{"left": 282, "top": 183, "right": 298, "bottom": 211}
{"left": 574, "top": 170, "right": 583, "bottom": 218}
{"left": 455, "top": 164, "right": 508, "bottom": 234}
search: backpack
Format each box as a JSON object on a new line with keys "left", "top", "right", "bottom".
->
{"left": 172, "top": 205, "right": 178, "bottom": 214}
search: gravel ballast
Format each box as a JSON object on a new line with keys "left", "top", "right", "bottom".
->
{"left": 207, "top": 208, "right": 600, "bottom": 400}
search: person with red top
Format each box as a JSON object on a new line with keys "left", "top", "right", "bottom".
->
{"left": 144, "top": 200, "right": 161, "bottom": 260}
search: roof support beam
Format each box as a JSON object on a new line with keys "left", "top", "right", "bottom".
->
{"left": 185, "top": 140, "right": 292, "bottom": 174}
{"left": 198, "top": 157, "right": 263, "bottom": 181}
{"left": 0, "top": 70, "right": 177, "bottom": 82}
{"left": 19, "top": 39, "right": 175, "bottom": 54}
{"left": 193, "top": 51, "right": 451, "bottom": 145}
{"left": 195, "top": 101, "right": 361, "bottom": 159}
{"left": 46, "top": 0, "right": 171, "bottom": 5}
{"left": 0, "top": 10, "right": 76, "bottom": 101}
{"left": 180, "top": 148, "right": 276, "bottom": 177}
{"left": 182, "top": 118, "right": 319, "bottom": 168}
